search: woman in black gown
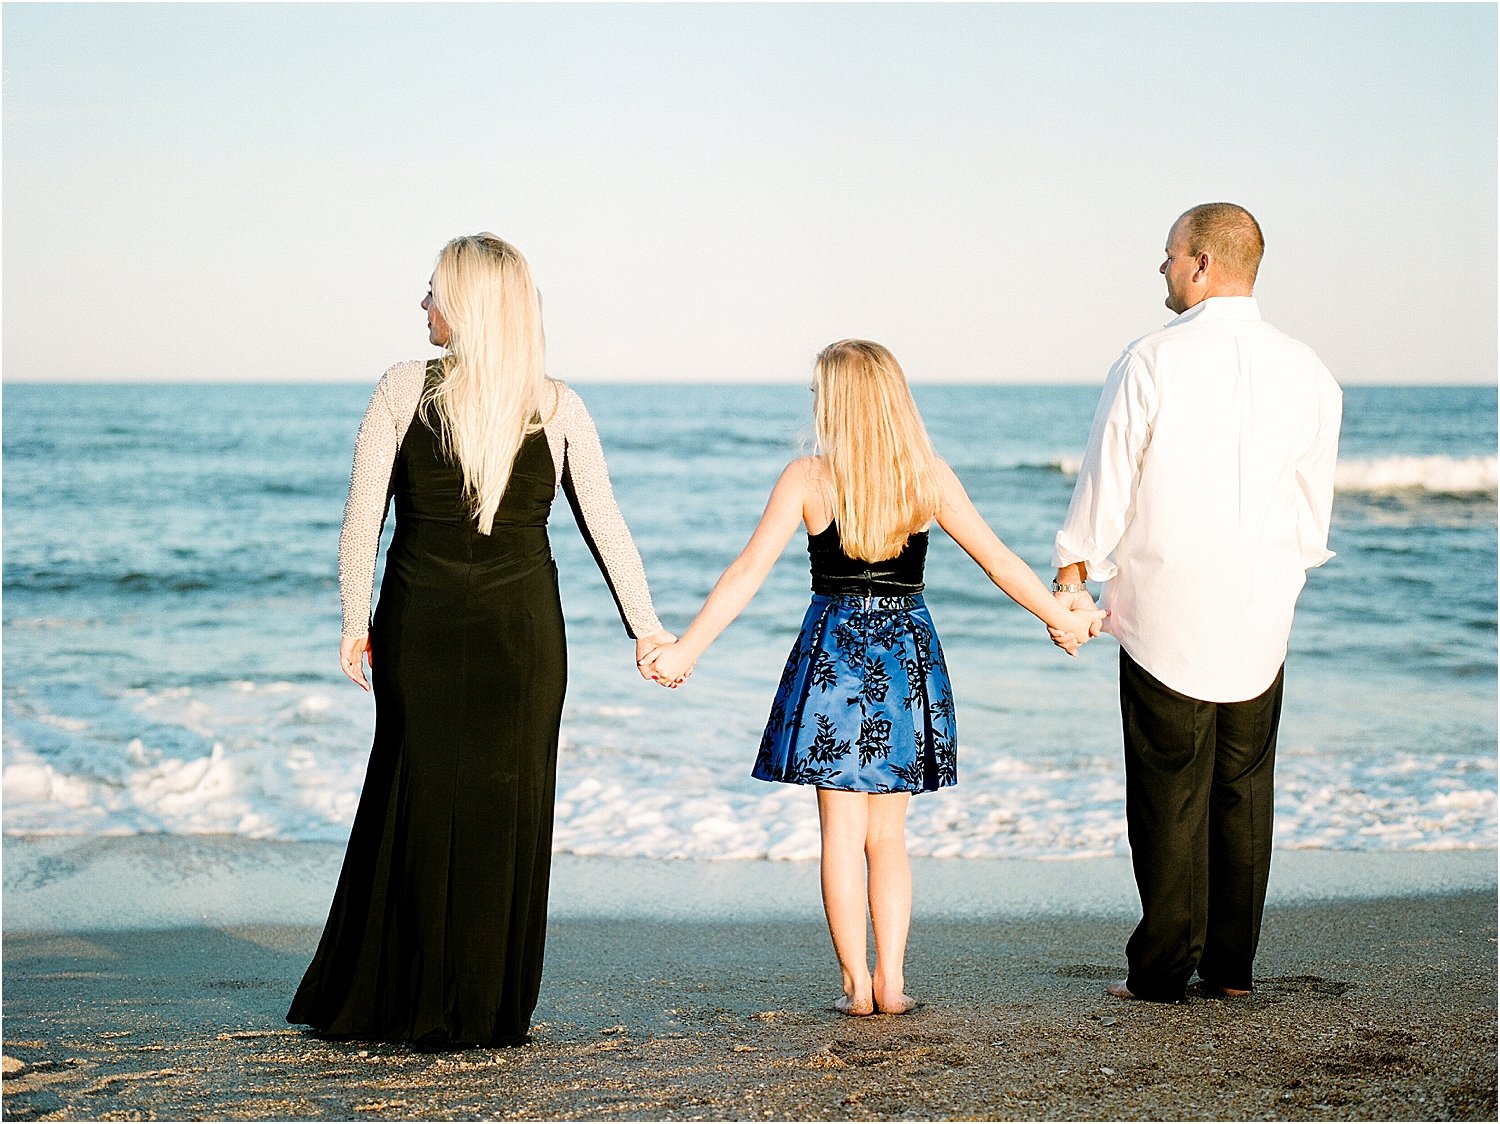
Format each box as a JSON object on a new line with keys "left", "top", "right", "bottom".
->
{"left": 288, "top": 234, "right": 672, "bottom": 1048}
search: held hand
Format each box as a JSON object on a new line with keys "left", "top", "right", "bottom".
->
{"left": 642, "top": 641, "right": 695, "bottom": 688}
{"left": 1048, "top": 607, "right": 1108, "bottom": 656}
{"left": 1049, "top": 624, "right": 1080, "bottom": 657}
{"left": 340, "top": 633, "right": 372, "bottom": 691}
{"left": 634, "top": 630, "right": 676, "bottom": 682}
{"left": 1052, "top": 588, "right": 1104, "bottom": 638}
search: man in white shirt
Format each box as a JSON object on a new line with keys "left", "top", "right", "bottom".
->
{"left": 1051, "top": 203, "right": 1341, "bottom": 1004}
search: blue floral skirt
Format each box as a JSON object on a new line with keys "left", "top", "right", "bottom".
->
{"left": 752, "top": 593, "right": 957, "bottom": 794}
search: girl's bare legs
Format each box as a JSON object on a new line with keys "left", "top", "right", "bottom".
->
{"left": 817, "top": 789, "right": 916, "bottom": 1014}
{"left": 817, "top": 788, "right": 874, "bottom": 1014}
{"left": 866, "top": 792, "right": 916, "bottom": 1013}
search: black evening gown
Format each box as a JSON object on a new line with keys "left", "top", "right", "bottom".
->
{"left": 287, "top": 407, "right": 565, "bottom": 1047}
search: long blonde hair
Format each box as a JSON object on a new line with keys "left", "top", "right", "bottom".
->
{"left": 419, "top": 234, "right": 552, "bottom": 534}
{"left": 813, "top": 339, "right": 942, "bottom": 562}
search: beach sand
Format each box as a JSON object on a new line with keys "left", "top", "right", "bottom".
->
{"left": 2, "top": 843, "right": 1496, "bottom": 1121}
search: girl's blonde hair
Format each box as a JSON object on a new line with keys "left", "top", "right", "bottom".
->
{"left": 420, "top": 233, "right": 553, "bottom": 535}
{"left": 813, "top": 339, "right": 942, "bottom": 562}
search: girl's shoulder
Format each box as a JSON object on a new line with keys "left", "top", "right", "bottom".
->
{"left": 789, "top": 454, "right": 834, "bottom": 476}
{"left": 780, "top": 455, "right": 827, "bottom": 489}
{"left": 784, "top": 456, "right": 833, "bottom": 529}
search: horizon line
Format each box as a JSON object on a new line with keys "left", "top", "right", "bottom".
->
{"left": 4, "top": 378, "right": 1496, "bottom": 390}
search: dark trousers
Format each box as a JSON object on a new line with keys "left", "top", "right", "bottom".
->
{"left": 1119, "top": 649, "right": 1283, "bottom": 1001}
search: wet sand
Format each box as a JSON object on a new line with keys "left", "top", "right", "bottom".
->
{"left": 3, "top": 880, "right": 1495, "bottom": 1120}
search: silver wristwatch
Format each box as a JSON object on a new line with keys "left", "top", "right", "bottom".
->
{"left": 1051, "top": 581, "right": 1088, "bottom": 594}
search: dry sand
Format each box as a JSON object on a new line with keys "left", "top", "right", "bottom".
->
{"left": 3, "top": 888, "right": 1495, "bottom": 1121}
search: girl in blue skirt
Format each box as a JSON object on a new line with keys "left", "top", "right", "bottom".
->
{"left": 642, "top": 340, "right": 1103, "bottom": 1016}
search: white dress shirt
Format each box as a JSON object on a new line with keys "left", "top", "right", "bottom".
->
{"left": 1054, "top": 297, "right": 1342, "bottom": 703}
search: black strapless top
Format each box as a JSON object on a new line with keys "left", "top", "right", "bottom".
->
{"left": 808, "top": 521, "right": 927, "bottom": 596}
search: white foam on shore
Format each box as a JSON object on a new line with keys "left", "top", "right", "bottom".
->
{"left": 4, "top": 686, "right": 1494, "bottom": 858}
{"left": 548, "top": 744, "right": 1496, "bottom": 861}
{"left": 2, "top": 682, "right": 367, "bottom": 840}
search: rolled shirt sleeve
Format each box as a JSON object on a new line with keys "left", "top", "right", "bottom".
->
{"left": 1052, "top": 350, "right": 1158, "bottom": 583}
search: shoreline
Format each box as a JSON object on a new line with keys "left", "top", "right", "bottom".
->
{"left": 3, "top": 838, "right": 1495, "bottom": 1120}
{"left": 4, "top": 834, "right": 1495, "bottom": 932}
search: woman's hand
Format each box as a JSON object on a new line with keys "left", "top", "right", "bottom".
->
{"left": 341, "top": 633, "right": 372, "bottom": 691}
{"left": 634, "top": 630, "right": 677, "bottom": 682}
{"left": 641, "top": 641, "right": 695, "bottom": 688}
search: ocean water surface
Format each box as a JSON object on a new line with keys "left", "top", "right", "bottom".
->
{"left": 4, "top": 382, "right": 1495, "bottom": 859}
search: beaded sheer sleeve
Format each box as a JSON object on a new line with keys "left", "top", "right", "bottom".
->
{"left": 337, "top": 365, "right": 664, "bottom": 640}
{"left": 544, "top": 383, "right": 664, "bottom": 639}
{"left": 338, "top": 361, "right": 425, "bottom": 638}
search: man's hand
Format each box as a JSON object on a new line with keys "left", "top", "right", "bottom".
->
{"left": 1052, "top": 587, "right": 1104, "bottom": 638}
{"left": 1056, "top": 588, "right": 1104, "bottom": 630}
{"left": 1048, "top": 604, "right": 1108, "bottom": 655}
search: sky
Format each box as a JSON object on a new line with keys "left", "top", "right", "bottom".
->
{"left": 2, "top": 2, "right": 1495, "bottom": 384}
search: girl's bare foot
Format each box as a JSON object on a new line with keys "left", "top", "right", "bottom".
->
{"left": 835, "top": 993, "right": 874, "bottom": 1017}
{"left": 873, "top": 971, "right": 914, "bottom": 1014}
{"left": 837, "top": 963, "right": 873, "bottom": 1016}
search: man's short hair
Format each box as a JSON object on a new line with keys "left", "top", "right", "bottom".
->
{"left": 1182, "top": 203, "right": 1264, "bottom": 287}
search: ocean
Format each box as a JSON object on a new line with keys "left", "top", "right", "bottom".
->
{"left": 4, "top": 382, "right": 1495, "bottom": 860}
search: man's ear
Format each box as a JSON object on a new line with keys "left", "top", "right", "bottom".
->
{"left": 1193, "top": 252, "right": 1212, "bottom": 282}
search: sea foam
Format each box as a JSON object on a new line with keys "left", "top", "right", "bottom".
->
{"left": 4, "top": 691, "right": 1494, "bottom": 858}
